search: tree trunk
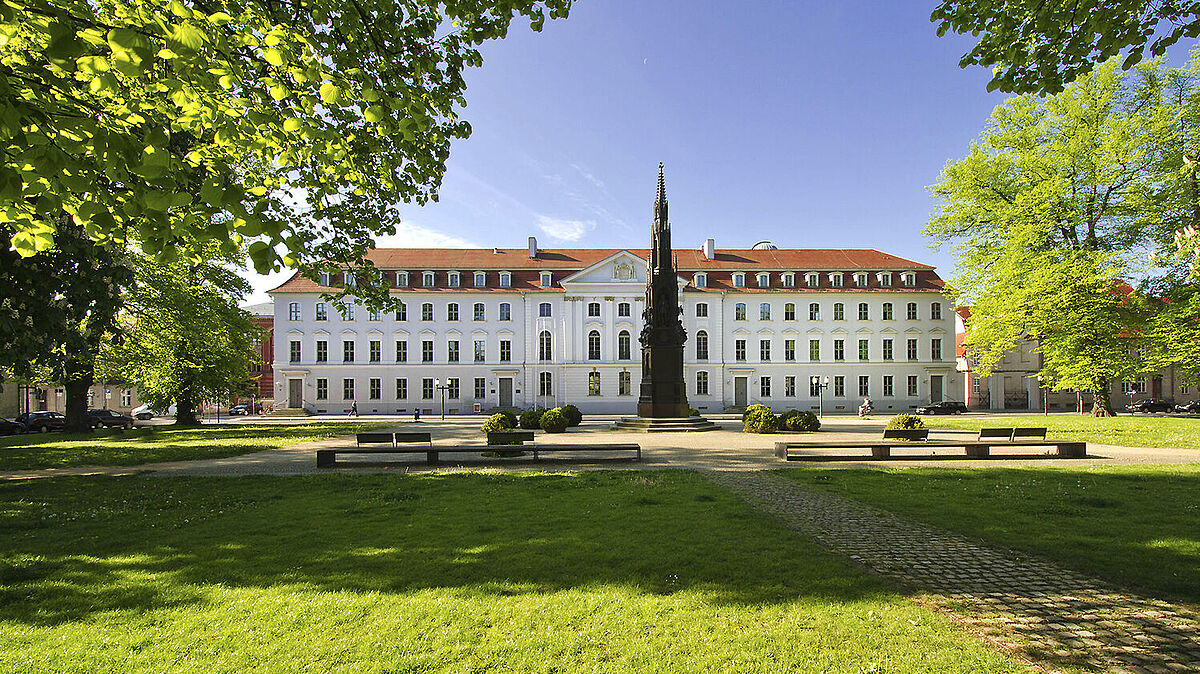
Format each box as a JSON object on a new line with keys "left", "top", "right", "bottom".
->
{"left": 175, "top": 387, "right": 201, "bottom": 426}
{"left": 62, "top": 370, "right": 94, "bottom": 434}
{"left": 1090, "top": 379, "right": 1116, "bottom": 417}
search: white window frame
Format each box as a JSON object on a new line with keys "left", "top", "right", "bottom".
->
{"left": 781, "top": 272, "right": 794, "bottom": 288}
{"left": 499, "top": 271, "right": 511, "bottom": 288}
{"left": 829, "top": 272, "right": 843, "bottom": 287}
{"left": 422, "top": 271, "right": 435, "bottom": 287}
{"left": 396, "top": 271, "right": 408, "bottom": 287}
{"left": 447, "top": 271, "right": 460, "bottom": 288}
{"left": 540, "top": 271, "right": 553, "bottom": 287}
{"left": 756, "top": 272, "right": 770, "bottom": 288}
{"left": 732, "top": 272, "right": 745, "bottom": 288}
{"left": 694, "top": 272, "right": 707, "bottom": 288}
{"left": 474, "top": 271, "right": 486, "bottom": 287}
{"left": 806, "top": 273, "right": 819, "bottom": 288}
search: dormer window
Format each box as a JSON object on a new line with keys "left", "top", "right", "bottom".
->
{"left": 694, "top": 272, "right": 707, "bottom": 288}
{"left": 782, "top": 273, "right": 794, "bottom": 288}
{"left": 448, "top": 271, "right": 460, "bottom": 288}
{"left": 423, "top": 272, "right": 435, "bottom": 287}
{"left": 732, "top": 273, "right": 745, "bottom": 288}
{"left": 474, "top": 271, "right": 486, "bottom": 287}
{"left": 396, "top": 272, "right": 408, "bottom": 287}
{"left": 540, "top": 271, "right": 553, "bottom": 287}
{"left": 902, "top": 272, "right": 916, "bottom": 287}
{"left": 499, "top": 271, "right": 512, "bottom": 288}
{"left": 806, "top": 273, "right": 819, "bottom": 288}
{"left": 877, "top": 272, "right": 893, "bottom": 287}
{"left": 854, "top": 272, "right": 868, "bottom": 287}
{"left": 756, "top": 273, "right": 770, "bottom": 288}
{"left": 319, "top": 272, "right": 331, "bottom": 286}
{"left": 829, "top": 272, "right": 843, "bottom": 288}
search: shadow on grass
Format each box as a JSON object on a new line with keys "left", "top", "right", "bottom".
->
{"left": 0, "top": 471, "right": 892, "bottom": 627}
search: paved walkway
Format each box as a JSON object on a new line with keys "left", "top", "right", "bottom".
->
{"left": 707, "top": 470, "right": 1200, "bottom": 674}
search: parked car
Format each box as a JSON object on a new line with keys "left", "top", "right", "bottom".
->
{"left": 1127, "top": 399, "right": 1174, "bottom": 413}
{"left": 228, "top": 402, "right": 263, "bottom": 415}
{"left": 87, "top": 409, "right": 134, "bottom": 429}
{"left": 131, "top": 403, "right": 176, "bottom": 421}
{"left": 0, "top": 417, "right": 26, "bottom": 435}
{"left": 1174, "top": 400, "right": 1200, "bottom": 414}
{"left": 15, "top": 411, "right": 66, "bottom": 433}
{"left": 914, "top": 401, "right": 968, "bottom": 415}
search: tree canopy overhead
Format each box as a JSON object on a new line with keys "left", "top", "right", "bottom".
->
{"left": 2, "top": 0, "right": 570, "bottom": 292}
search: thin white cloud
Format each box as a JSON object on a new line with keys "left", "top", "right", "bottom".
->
{"left": 569, "top": 163, "right": 607, "bottom": 192}
{"left": 536, "top": 215, "right": 594, "bottom": 242}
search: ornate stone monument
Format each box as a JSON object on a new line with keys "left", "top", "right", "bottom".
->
{"left": 614, "top": 165, "right": 716, "bottom": 432}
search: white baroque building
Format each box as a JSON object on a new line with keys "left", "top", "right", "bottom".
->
{"left": 269, "top": 237, "right": 958, "bottom": 415}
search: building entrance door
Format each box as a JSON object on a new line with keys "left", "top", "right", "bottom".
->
{"left": 499, "top": 378, "right": 513, "bottom": 408}
{"left": 734, "top": 377, "right": 748, "bottom": 407}
{"left": 930, "top": 375, "right": 943, "bottom": 403}
{"left": 288, "top": 379, "right": 303, "bottom": 408}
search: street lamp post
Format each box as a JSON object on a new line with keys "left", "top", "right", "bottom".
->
{"left": 434, "top": 378, "right": 448, "bottom": 421}
{"left": 810, "top": 375, "right": 831, "bottom": 418}
{"left": 1037, "top": 375, "right": 1048, "bottom": 416}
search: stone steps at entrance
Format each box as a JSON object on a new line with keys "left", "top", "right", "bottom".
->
{"left": 611, "top": 416, "right": 719, "bottom": 432}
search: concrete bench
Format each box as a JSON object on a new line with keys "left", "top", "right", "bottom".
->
{"left": 775, "top": 439, "right": 1086, "bottom": 461}
{"left": 1012, "top": 427, "right": 1047, "bottom": 440}
{"left": 977, "top": 427, "right": 1016, "bottom": 441}
{"left": 319, "top": 439, "right": 640, "bottom": 466}
{"left": 487, "top": 431, "right": 535, "bottom": 445}
{"left": 318, "top": 431, "right": 433, "bottom": 467}
{"left": 882, "top": 428, "right": 929, "bottom": 441}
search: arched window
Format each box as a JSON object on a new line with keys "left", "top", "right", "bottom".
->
{"left": 588, "top": 330, "right": 601, "bottom": 360}
{"left": 906, "top": 302, "right": 918, "bottom": 320}
{"left": 618, "top": 330, "right": 631, "bottom": 360}
{"left": 695, "top": 330, "right": 709, "bottom": 360}
{"left": 809, "top": 302, "right": 820, "bottom": 320}
{"left": 538, "top": 331, "right": 553, "bottom": 361}
{"left": 473, "top": 302, "right": 485, "bottom": 321}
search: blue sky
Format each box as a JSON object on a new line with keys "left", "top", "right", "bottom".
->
{"left": 246, "top": 1, "right": 1188, "bottom": 302}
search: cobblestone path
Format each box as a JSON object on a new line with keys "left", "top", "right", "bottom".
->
{"left": 707, "top": 470, "right": 1200, "bottom": 673}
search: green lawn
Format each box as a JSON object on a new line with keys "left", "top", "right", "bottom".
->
{"left": 0, "top": 472, "right": 1025, "bottom": 673}
{"left": 781, "top": 464, "right": 1200, "bottom": 605}
{"left": 0, "top": 423, "right": 391, "bottom": 471}
{"left": 923, "top": 414, "right": 1200, "bottom": 449}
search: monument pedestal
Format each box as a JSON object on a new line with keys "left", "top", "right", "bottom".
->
{"left": 612, "top": 416, "right": 718, "bottom": 432}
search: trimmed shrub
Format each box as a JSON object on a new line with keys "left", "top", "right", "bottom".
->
{"left": 779, "top": 409, "right": 821, "bottom": 432}
{"left": 688, "top": 407, "right": 700, "bottom": 417}
{"left": 743, "top": 407, "right": 777, "bottom": 434}
{"left": 480, "top": 412, "right": 516, "bottom": 435}
{"left": 540, "top": 408, "right": 569, "bottom": 433}
{"left": 495, "top": 409, "right": 519, "bottom": 428}
{"left": 518, "top": 408, "right": 545, "bottom": 430}
{"left": 560, "top": 404, "right": 583, "bottom": 427}
{"left": 742, "top": 404, "right": 772, "bottom": 423}
{"left": 886, "top": 413, "right": 926, "bottom": 431}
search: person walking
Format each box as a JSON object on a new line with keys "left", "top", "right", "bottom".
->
{"left": 349, "top": 400, "right": 358, "bottom": 417}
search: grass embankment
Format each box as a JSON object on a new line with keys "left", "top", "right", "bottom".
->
{"left": 782, "top": 464, "right": 1200, "bottom": 605}
{"left": 0, "top": 472, "right": 1024, "bottom": 672}
{"left": 0, "top": 423, "right": 392, "bottom": 471}
{"left": 923, "top": 414, "right": 1200, "bottom": 449}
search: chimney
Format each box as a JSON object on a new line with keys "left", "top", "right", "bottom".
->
{"left": 528, "top": 236, "right": 537, "bottom": 259}
{"left": 702, "top": 238, "right": 716, "bottom": 260}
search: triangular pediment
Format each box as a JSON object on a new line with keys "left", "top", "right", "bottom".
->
{"left": 560, "top": 251, "right": 647, "bottom": 286}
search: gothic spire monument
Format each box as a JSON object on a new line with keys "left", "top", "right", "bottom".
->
{"left": 615, "top": 165, "right": 716, "bottom": 432}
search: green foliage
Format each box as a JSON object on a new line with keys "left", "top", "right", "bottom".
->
{"left": 779, "top": 409, "right": 821, "bottom": 432}
{"left": 743, "top": 407, "right": 777, "bottom": 434}
{"left": 931, "top": 1, "right": 1200, "bottom": 94}
{"left": 480, "top": 412, "right": 515, "bottom": 435}
{"left": 539, "top": 408, "right": 568, "bottom": 433}
{"left": 1145, "top": 286, "right": 1200, "bottom": 385}
{"left": 518, "top": 408, "right": 545, "bottom": 430}
{"left": 559, "top": 404, "right": 582, "bottom": 427}
{"left": 688, "top": 407, "right": 700, "bottom": 417}
{"left": 886, "top": 414, "right": 926, "bottom": 431}
{"left": 1, "top": 0, "right": 570, "bottom": 309}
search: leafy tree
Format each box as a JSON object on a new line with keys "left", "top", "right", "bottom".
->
{"left": 927, "top": 61, "right": 1167, "bottom": 415}
{"left": 1145, "top": 285, "right": 1200, "bottom": 384}
{"left": 101, "top": 249, "right": 260, "bottom": 425}
{"left": 2, "top": 0, "right": 570, "bottom": 308}
{"left": 931, "top": 0, "right": 1200, "bottom": 94}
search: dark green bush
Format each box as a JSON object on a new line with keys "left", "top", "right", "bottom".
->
{"left": 560, "top": 404, "right": 583, "bottom": 427}
{"left": 688, "top": 407, "right": 700, "bottom": 417}
{"left": 518, "top": 408, "right": 545, "bottom": 429}
{"left": 779, "top": 409, "right": 821, "bottom": 432}
{"left": 743, "top": 407, "right": 777, "bottom": 434}
{"left": 494, "top": 409, "right": 519, "bottom": 428}
{"left": 540, "top": 408, "right": 569, "bottom": 433}
{"left": 886, "top": 414, "right": 926, "bottom": 431}
{"left": 742, "top": 404, "right": 771, "bottom": 423}
{"left": 480, "top": 412, "right": 516, "bottom": 435}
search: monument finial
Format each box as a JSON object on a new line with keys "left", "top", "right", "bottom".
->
{"left": 656, "top": 162, "right": 665, "bottom": 202}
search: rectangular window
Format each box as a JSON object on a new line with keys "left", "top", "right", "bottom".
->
{"left": 474, "top": 272, "right": 486, "bottom": 288}
{"left": 343, "top": 378, "right": 354, "bottom": 400}
{"left": 539, "top": 302, "right": 552, "bottom": 317}
{"left": 883, "top": 339, "right": 893, "bottom": 361}
{"left": 809, "top": 339, "right": 820, "bottom": 361}
{"left": 784, "top": 303, "right": 795, "bottom": 321}
{"left": 619, "top": 302, "right": 631, "bottom": 317}
{"left": 395, "top": 303, "right": 406, "bottom": 321}
{"left": 735, "top": 339, "right": 746, "bottom": 361}
{"left": 422, "top": 340, "right": 433, "bottom": 363}
{"left": 396, "top": 378, "right": 407, "bottom": 400}
{"left": 833, "top": 339, "right": 844, "bottom": 361}
{"left": 588, "top": 302, "right": 601, "bottom": 317}
{"left": 447, "top": 340, "right": 459, "bottom": 363}
{"left": 620, "top": 371, "right": 632, "bottom": 395}
{"left": 834, "top": 375, "right": 845, "bottom": 397}
{"left": 809, "top": 303, "right": 820, "bottom": 320}
{"left": 447, "top": 303, "right": 459, "bottom": 321}
{"left": 343, "top": 340, "right": 354, "bottom": 363}
{"left": 396, "top": 272, "right": 408, "bottom": 287}
{"left": 858, "top": 375, "right": 869, "bottom": 397}
{"left": 422, "top": 378, "right": 433, "bottom": 399}
{"left": 447, "top": 378, "right": 459, "bottom": 399}
{"left": 760, "top": 303, "right": 771, "bottom": 320}
{"left": 499, "top": 340, "right": 511, "bottom": 362}
{"left": 369, "top": 378, "right": 381, "bottom": 400}
{"left": 833, "top": 303, "right": 844, "bottom": 321}
{"left": 316, "top": 378, "right": 328, "bottom": 400}
{"left": 588, "top": 371, "right": 601, "bottom": 396}
{"left": 858, "top": 339, "right": 869, "bottom": 361}
{"left": 539, "top": 372, "right": 552, "bottom": 396}
{"left": 695, "top": 303, "right": 708, "bottom": 317}
{"left": 931, "top": 302, "right": 942, "bottom": 320}
{"left": 879, "top": 273, "right": 892, "bottom": 287}
{"left": 499, "top": 272, "right": 511, "bottom": 288}
{"left": 369, "top": 340, "right": 380, "bottom": 363}
{"left": 931, "top": 339, "right": 942, "bottom": 361}
{"left": 395, "top": 340, "right": 407, "bottom": 363}
{"left": 421, "top": 303, "right": 433, "bottom": 321}
{"left": 289, "top": 340, "right": 301, "bottom": 363}
{"left": 288, "top": 302, "right": 300, "bottom": 321}
{"left": 907, "top": 375, "right": 918, "bottom": 397}
{"left": 760, "top": 339, "right": 771, "bottom": 361}
{"left": 831, "top": 273, "right": 844, "bottom": 288}
{"left": 499, "top": 303, "right": 511, "bottom": 321}
{"left": 785, "top": 375, "right": 796, "bottom": 397}
{"left": 474, "top": 303, "right": 485, "bottom": 321}
{"left": 883, "top": 375, "right": 894, "bottom": 397}
{"left": 474, "top": 377, "right": 486, "bottom": 399}
{"left": 906, "top": 303, "right": 918, "bottom": 320}
{"left": 907, "top": 339, "right": 918, "bottom": 361}
{"left": 735, "top": 303, "right": 746, "bottom": 320}
{"left": 784, "top": 339, "right": 795, "bottom": 361}
{"left": 315, "top": 303, "right": 327, "bottom": 321}
{"left": 782, "top": 273, "right": 794, "bottom": 288}
{"left": 343, "top": 303, "right": 354, "bottom": 320}
{"left": 760, "top": 376, "right": 771, "bottom": 397}
{"left": 423, "top": 272, "right": 435, "bottom": 287}
{"left": 474, "top": 340, "right": 486, "bottom": 362}
{"left": 809, "top": 378, "right": 822, "bottom": 397}
{"left": 882, "top": 303, "right": 893, "bottom": 320}
{"left": 858, "top": 303, "right": 868, "bottom": 320}
{"left": 316, "top": 340, "right": 328, "bottom": 363}
{"left": 973, "top": 378, "right": 981, "bottom": 394}
{"left": 369, "top": 309, "right": 380, "bottom": 321}
{"left": 120, "top": 390, "right": 132, "bottom": 407}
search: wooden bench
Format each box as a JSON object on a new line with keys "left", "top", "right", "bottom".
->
{"left": 882, "top": 428, "right": 929, "bottom": 441}
{"left": 775, "top": 438, "right": 1086, "bottom": 461}
{"left": 317, "top": 432, "right": 434, "bottom": 467}
{"left": 487, "top": 431, "right": 535, "bottom": 445}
